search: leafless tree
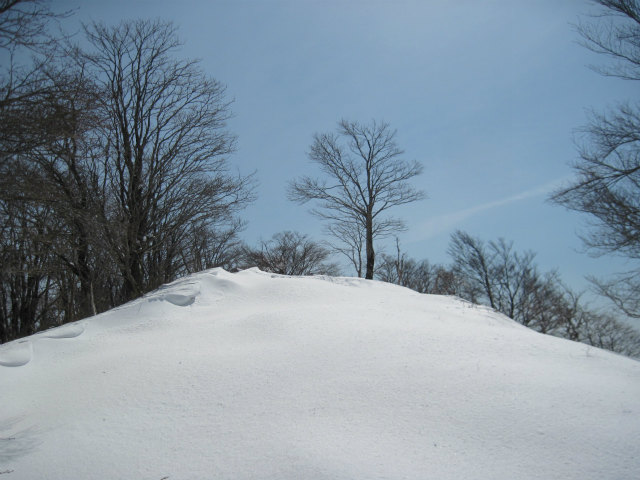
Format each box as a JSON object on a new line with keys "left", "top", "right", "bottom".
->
{"left": 0, "top": 0, "right": 68, "bottom": 50}
{"left": 179, "top": 220, "right": 246, "bottom": 273}
{"left": 581, "top": 311, "right": 640, "bottom": 358}
{"left": 448, "top": 230, "right": 495, "bottom": 306}
{"left": 369, "top": 228, "right": 640, "bottom": 357}
{"left": 289, "top": 120, "right": 424, "bottom": 279}
{"left": 0, "top": 1, "right": 83, "bottom": 342}
{"left": 326, "top": 215, "right": 366, "bottom": 278}
{"left": 242, "top": 231, "right": 340, "bottom": 276}
{"left": 551, "top": 0, "right": 640, "bottom": 317}
{"left": 376, "top": 239, "right": 467, "bottom": 296}
{"left": 449, "top": 231, "right": 568, "bottom": 333}
{"left": 79, "top": 19, "right": 254, "bottom": 301}
{"left": 449, "top": 231, "right": 559, "bottom": 329}
{"left": 0, "top": 185, "right": 59, "bottom": 342}
{"left": 0, "top": 0, "right": 73, "bottom": 114}
{"left": 575, "top": 0, "right": 640, "bottom": 81}
{"left": 447, "top": 230, "right": 640, "bottom": 357}
{"left": 377, "top": 238, "right": 413, "bottom": 285}
{"left": 490, "top": 238, "right": 540, "bottom": 321}
{"left": 29, "top": 62, "right": 107, "bottom": 320}
{"left": 378, "top": 254, "right": 460, "bottom": 295}
{"left": 1, "top": 16, "right": 256, "bottom": 344}
{"left": 0, "top": 0, "right": 74, "bottom": 160}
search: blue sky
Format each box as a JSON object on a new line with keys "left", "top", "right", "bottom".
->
{"left": 57, "top": 0, "right": 636, "bottom": 302}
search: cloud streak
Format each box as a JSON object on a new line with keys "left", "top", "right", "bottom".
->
{"left": 411, "top": 178, "right": 567, "bottom": 241}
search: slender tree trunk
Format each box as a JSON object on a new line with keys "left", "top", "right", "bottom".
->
{"left": 75, "top": 221, "right": 95, "bottom": 319}
{"left": 90, "top": 280, "right": 97, "bottom": 316}
{"left": 0, "top": 287, "right": 7, "bottom": 343}
{"left": 484, "top": 269, "right": 495, "bottom": 309}
{"left": 365, "top": 213, "right": 375, "bottom": 280}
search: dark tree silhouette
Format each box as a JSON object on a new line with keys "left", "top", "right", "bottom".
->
{"left": 80, "top": 19, "right": 254, "bottom": 301}
{"left": 1, "top": 16, "right": 255, "bottom": 343}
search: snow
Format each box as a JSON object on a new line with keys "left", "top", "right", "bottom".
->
{"left": 1, "top": 267, "right": 639, "bottom": 479}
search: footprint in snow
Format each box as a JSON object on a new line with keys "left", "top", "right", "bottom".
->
{"left": 0, "top": 340, "right": 32, "bottom": 367}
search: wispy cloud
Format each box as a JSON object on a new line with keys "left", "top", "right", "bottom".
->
{"left": 411, "top": 178, "right": 567, "bottom": 241}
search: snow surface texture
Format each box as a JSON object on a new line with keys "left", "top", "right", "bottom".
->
{"left": 1, "top": 268, "right": 639, "bottom": 480}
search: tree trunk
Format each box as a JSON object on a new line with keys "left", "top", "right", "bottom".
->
{"left": 76, "top": 222, "right": 95, "bottom": 319}
{"left": 365, "top": 214, "right": 375, "bottom": 279}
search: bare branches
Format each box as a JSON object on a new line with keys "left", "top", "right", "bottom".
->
{"left": 0, "top": 0, "right": 71, "bottom": 51}
{"left": 326, "top": 215, "right": 366, "bottom": 277}
{"left": 589, "top": 270, "right": 640, "bottom": 318}
{"left": 551, "top": 0, "right": 640, "bottom": 317}
{"left": 395, "top": 231, "right": 640, "bottom": 358}
{"left": 242, "top": 231, "right": 340, "bottom": 276}
{"left": 289, "top": 119, "right": 424, "bottom": 278}
{"left": 1, "top": 16, "right": 255, "bottom": 343}
{"left": 552, "top": 104, "right": 640, "bottom": 259}
{"left": 0, "top": 0, "right": 73, "bottom": 116}
{"left": 448, "top": 230, "right": 568, "bottom": 334}
{"left": 378, "top": 239, "right": 461, "bottom": 295}
{"left": 78, "top": 19, "right": 253, "bottom": 300}
{"left": 448, "top": 230, "right": 496, "bottom": 306}
{"left": 576, "top": 0, "right": 640, "bottom": 80}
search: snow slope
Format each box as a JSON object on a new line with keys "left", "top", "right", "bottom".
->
{"left": 1, "top": 268, "right": 639, "bottom": 480}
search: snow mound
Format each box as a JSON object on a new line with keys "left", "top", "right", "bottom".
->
{"left": 1, "top": 268, "right": 639, "bottom": 480}
{"left": 0, "top": 339, "right": 32, "bottom": 367}
{"left": 43, "top": 322, "right": 85, "bottom": 339}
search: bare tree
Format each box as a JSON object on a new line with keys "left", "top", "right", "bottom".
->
{"left": 551, "top": 0, "right": 640, "bottom": 317}
{"left": 448, "top": 230, "right": 495, "bottom": 306}
{"left": 0, "top": 0, "right": 73, "bottom": 116}
{"left": 447, "top": 230, "right": 640, "bottom": 357}
{"left": 179, "top": 220, "right": 246, "bottom": 273}
{"left": 28, "top": 62, "right": 107, "bottom": 320}
{"left": 0, "top": 0, "right": 67, "bottom": 51}
{"left": 575, "top": 0, "right": 640, "bottom": 81}
{"left": 0, "top": 185, "right": 59, "bottom": 342}
{"left": 581, "top": 311, "right": 640, "bottom": 358}
{"left": 376, "top": 239, "right": 465, "bottom": 296}
{"left": 0, "top": 1, "right": 85, "bottom": 342}
{"left": 449, "top": 231, "right": 563, "bottom": 332}
{"left": 377, "top": 238, "right": 413, "bottom": 286}
{"left": 490, "top": 238, "right": 539, "bottom": 321}
{"left": 1, "top": 16, "right": 256, "bottom": 344}
{"left": 289, "top": 119, "right": 424, "bottom": 279}
{"left": 242, "top": 231, "right": 340, "bottom": 276}
{"left": 79, "top": 19, "right": 254, "bottom": 301}
{"left": 0, "top": 0, "right": 73, "bottom": 158}
{"left": 326, "top": 215, "right": 365, "bottom": 278}
{"left": 378, "top": 255, "right": 459, "bottom": 295}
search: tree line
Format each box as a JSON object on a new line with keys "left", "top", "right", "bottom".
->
{"left": 1, "top": 4, "right": 254, "bottom": 342}
{"left": 377, "top": 232, "right": 640, "bottom": 358}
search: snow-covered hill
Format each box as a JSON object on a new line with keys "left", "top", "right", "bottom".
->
{"left": 1, "top": 268, "right": 639, "bottom": 480}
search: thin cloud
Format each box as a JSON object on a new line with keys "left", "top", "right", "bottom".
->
{"left": 412, "top": 178, "right": 566, "bottom": 241}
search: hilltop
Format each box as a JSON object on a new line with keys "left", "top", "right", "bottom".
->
{"left": 1, "top": 268, "right": 639, "bottom": 479}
